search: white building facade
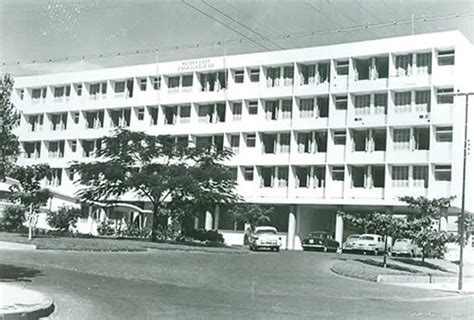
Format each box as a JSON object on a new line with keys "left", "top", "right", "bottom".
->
{"left": 11, "top": 31, "right": 474, "bottom": 249}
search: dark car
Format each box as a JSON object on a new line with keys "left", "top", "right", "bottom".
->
{"left": 301, "top": 231, "right": 339, "bottom": 252}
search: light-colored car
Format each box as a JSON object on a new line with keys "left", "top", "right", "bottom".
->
{"left": 249, "top": 226, "right": 282, "bottom": 252}
{"left": 352, "top": 234, "right": 385, "bottom": 255}
{"left": 391, "top": 239, "right": 421, "bottom": 257}
{"left": 342, "top": 234, "right": 361, "bottom": 253}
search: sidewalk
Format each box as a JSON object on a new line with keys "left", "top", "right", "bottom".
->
{"left": 394, "top": 281, "right": 474, "bottom": 294}
{"left": 0, "top": 283, "right": 54, "bottom": 319}
{"left": 0, "top": 241, "right": 36, "bottom": 251}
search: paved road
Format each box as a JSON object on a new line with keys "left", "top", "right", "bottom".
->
{"left": 0, "top": 249, "right": 472, "bottom": 319}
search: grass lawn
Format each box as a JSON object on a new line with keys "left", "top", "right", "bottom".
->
{"left": 0, "top": 232, "right": 244, "bottom": 253}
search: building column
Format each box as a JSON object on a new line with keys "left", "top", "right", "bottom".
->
{"left": 194, "top": 216, "right": 199, "bottom": 229}
{"left": 88, "top": 205, "right": 94, "bottom": 234}
{"left": 214, "top": 205, "right": 220, "bottom": 230}
{"left": 287, "top": 205, "right": 297, "bottom": 250}
{"left": 205, "top": 210, "right": 213, "bottom": 231}
{"left": 439, "top": 216, "right": 448, "bottom": 231}
{"left": 335, "top": 212, "right": 344, "bottom": 248}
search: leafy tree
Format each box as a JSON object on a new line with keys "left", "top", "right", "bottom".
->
{"left": 46, "top": 206, "right": 82, "bottom": 233}
{"left": 228, "top": 203, "right": 273, "bottom": 229}
{"left": 339, "top": 211, "right": 407, "bottom": 267}
{"left": 0, "top": 205, "right": 26, "bottom": 232}
{"left": 71, "top": 129, "right": 240, "bottom": 242}
{"left": 399, "top": 196, "right": 455, "bottom": 262}
{"left": 10, "top": 164, "right": 52, "bottom": 240}
{"left": 0, "top": 74, "right": 20, "bottom": 181}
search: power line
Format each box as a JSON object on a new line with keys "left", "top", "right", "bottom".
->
{"left": 1, "top": 10, "right": 472, "bottom": 67}
{"left": 201, "top": 0, "right": 285, "bottom": 50}
{"left": 180, "top": 0, "right": 271, "bottom": 51}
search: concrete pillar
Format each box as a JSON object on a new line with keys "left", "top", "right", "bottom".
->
{"left": 194, "top": 216, "right": 199, "bottom": 229}
{"left": 205, "top": 210, "right": 213, "bottom": 231}
{"left": 439, "top": 216, "right": 448, "bottom": 231}
{"left": 335, "top": 213, "right": 344, "bottom": 247}
{"left": 214, "top": 205, "right": 220, "bottom": 230}
{"left": 88, "top": 205, "right": 94, "bottom": 234}
{"left": 287, "top": 206, "right": 297, "bottom": 250}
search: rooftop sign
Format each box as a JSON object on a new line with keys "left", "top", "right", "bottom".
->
{"left": 177, "top": 58, "right": 215, "bottom": 72}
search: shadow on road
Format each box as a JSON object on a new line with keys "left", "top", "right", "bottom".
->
{"left": 0, "top": 263, "right": 43, "bottom": 282}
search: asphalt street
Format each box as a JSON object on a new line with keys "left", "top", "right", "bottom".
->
{"left": 0, "top": 248, "right": 472, "bottom": 319}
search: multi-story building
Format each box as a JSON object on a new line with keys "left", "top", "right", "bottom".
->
{"left": 11, "top": 31, "right": 474, "bottom": 249}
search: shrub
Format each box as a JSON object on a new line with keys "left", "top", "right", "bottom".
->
{"left": 120, "top": 227, "right": 151, "bottom": 239}
{"left": 46, "top": 206, "right": 82, "bottom": 232}
{"left": 0, "top": 205, "right": 26, "bottom": 232}
{"left": 183, "top": 229, "right": 224, "bottom": 243}
{"left": 97, "top": 220, "right": 115, "bottom": 236}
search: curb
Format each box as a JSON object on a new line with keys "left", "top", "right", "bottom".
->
{"left": 0, "top": 284, "right": 54, "bottom": 320}
{"left": 0, "top": 241, "right": 36, "bottom": 251}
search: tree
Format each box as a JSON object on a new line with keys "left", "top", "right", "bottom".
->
{"left": 10, "top": 164, "right": 52, "bottom": 240}
{"left": 71, "top": 129, "right": 240, "bottom": 242}
{"left": 340, "top": 211, "right": 407, "bottom": 268}
{"left": 46, "top": 206, "right": 82, "bottom": 233}
{"left": 0, "top": 74, "right": 20, "bottom": 181}
{"left": 228, "top": 203, "right": 273, "bottom": 228}
{"left": 399, "top": 196, "right": 455, "bottom": 262}
{"left": 0, "top": 205, "right": 25, "bottom": 232}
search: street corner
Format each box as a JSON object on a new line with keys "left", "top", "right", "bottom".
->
{"left": 0, "top": 283, "right": 54, "bottom": 319}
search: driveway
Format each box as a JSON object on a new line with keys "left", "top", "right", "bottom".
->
{"left": 0, "top": 249, "right": 472, "bottom": 319}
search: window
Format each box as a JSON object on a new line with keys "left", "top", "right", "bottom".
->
{"left": 266, "top": 67, "right": 280, "bottom": 87}
{"left": 54, "top": 86, "right": 64, "bottom": 98}
{"left": 334, "top": 130, "right": 346, "bottom": 145}
{"left": 352, "top": 166, "right": 367, "bottom": 188}
{"left": 317, "top": 97, "right": 329, "bottom": 118}
{"left": 354, "top": 58, "right": 371, "bottom": 80}
{"left": 248, "top": 101, "right": 258, "bottom": 115}
{"left": 416, "top": 52, "right": 432, "bottom": 75}
{"left": 115, "top": 81, "right": 125, "bottom": 93}
{"left": 262, "top": 134, "right": 276, "bottom": 154}
{"left": 179, "top": 106, "right": 191, "bottom": 123}
{"left": 335, "top": 60, "right": 349, "bottom": 75}
{"left": 300, "top": 64, "right": 316, "bottom": 85}
{"left": 281, "top": 100, "right": 292, "bottom": 119}
{"left": 165, "top": 106, "right": 177, "bottom": 125}
{"left": 230, "top": 135, "right": 240, "bottom": 153}
{"left": 437, "top": 88, "right": 454, "bottom": 104}
{"left": 76, "top": 84, "right": 82, "bottom": 96}
{"left": 434, "top": 165, "right": 451, "bottom": 181}
{"left": 315, "top": 131, "right": 327, "bottom": 152}
{"left": 85, "top": 110, "right": 105, "bottom": 129}
{"left": 246, "top": 133, "right": 256, "bottom": 147}
{"left": 71, "top": 140, "right": 77, "bottom": 153}
{"left": 313, "top": 166, "right": 326, "bottom": 188}
{"left": 216, "top": 104, "right": 226, "bottom": 123}
{"left": 261, "top": 167, "right": 273, "bottom": 187}
{"left": 47, "top": 168, "right": 62, "bottom": 187}
{"left": 372, "top": 166, "right": 385, "bottom": 188}
{"left": 392, "top": 166, "right": 409, "bottom": 187}
{"left": 296, "top": 167, "right": 310, "bottom": 188}
{"left": 19, "top": 89, "right": 24, "bottom": 100}
{"left": 435, "top": 126, "right": 453, "bottom": 142}
{"left": 152, "top": 77, "right": 161, "bottom": 90}
{"left": 283, "top": 66, "right": 294, "bottom": 86}
{"left": 139, "top": 78, "right": 147, "bottom": 91}
{"left": 149, "top": 107, "right": 159, "bottom": 125}
{"left": 32, "top": 88, "right": 47, "bottom": 100}
{"left": 243, "top": 167, "right": 254, "bottom": 181}
{"left": 374, "top": 93, "right": 387, "bottom": 115}
{"left": 109, "top": 109, "right": 130, "bottom": 127}
{"left": 299, "top": 98, "right": 314, "bottom": 118}
{"left": 234, "top": 70, "right": 244, "bottom": 83}
{"left": 168, "top": 76, "right": 180, "bottom": 91}
{"left": 354, "top": 95, "right": 370, "bottom": 115}
{"left": 415, "top": 90, "right": 431, "bottom": 113}
{"left": 373, "top": 129, "right": 386, "bottom": 151}
{"left": 332, "top": 166, "right": 345, "bottom": 181}
{"left": 335, "top": 95, "right": 347, "bottom": 110}
{"left": 198, "top": 104, "right": 213, "bottom": 123}
{"left": 72, "top": 112, "right": 80, "bottom": 124}
{"left": 137, "top": 107, "right": 145, "bottom": 121}
{"left": 394, "top": 92, "right": 412, "bottom": 113}
{"left": 182, "top": 75, "right": 193, "bottom": 88}
{"left": 250, "top": 68, "right": 260, "bottom": 82}
{"left": 265, "top": 101, "right": 278, "bottom": 120}
{"left": 414, "top": 127, "right": 430, "bottom": 150}
{"left": 352, "top": 130, "right": 367, "bottom": 152}
{"left": 393, "top": 129, "right": 410, "bottom": 150}
{"left": 279, "top": 133, "right": 290, "bottom": 153}
{"left": 438, "top": 49, "right": 454, "bottom": 66}
{"left": 375, "top": 56, "right": 389, "bottom": 79}
{"left": 317, "top": 62, "right": 330, "bottom": 83}
{"left": 232, "top": 103, "right": 242, "bottom": 121}
{"left": 277, "top": 167, "right": 288, "bottom": 187}
{"left": 395, "top": 54, "right": 413, "bottom": 76}
{"left": 413, "top": 166, "right": 428, "bottom": 188}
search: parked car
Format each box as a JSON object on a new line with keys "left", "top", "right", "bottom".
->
{"left": 342, "top": 234, "right": 361, "bottom": 253}
{"left": 352, "top": 234, "right": 385, "bottom": 255}
{"left": 391, "top": 239, "right": 421, "bottom": 257}
{"left": 301, "top": 231, "right": 339, "bottom": 252}
{"left": 249, "top": 226, "right": 282, "bottom": 252}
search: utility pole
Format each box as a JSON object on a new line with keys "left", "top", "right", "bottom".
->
{"left": 454, "top": 91, "right": 473, "bottom": 291}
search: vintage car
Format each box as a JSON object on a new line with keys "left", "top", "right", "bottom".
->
{"left": 342, "top": 234, "right": 361, "bottom": 253}
{"left": 249, "top": 226, "right": 282, "bottom": 252}
{"left": 391, "top": 239, "right": 421, "bottom": 257}
{"left": 301, "top": 231, "right": 339, "bottom": 252}
{"left": 352, "top": 234, "right": 385, "bottom": 255}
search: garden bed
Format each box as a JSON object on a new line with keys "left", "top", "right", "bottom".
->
{"left": 0, "top": 232, "right": 244, "bottom": 253}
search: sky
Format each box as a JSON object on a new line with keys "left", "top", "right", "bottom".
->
{"left": 1, "top": 0, "right": 473, "bottom": 77}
